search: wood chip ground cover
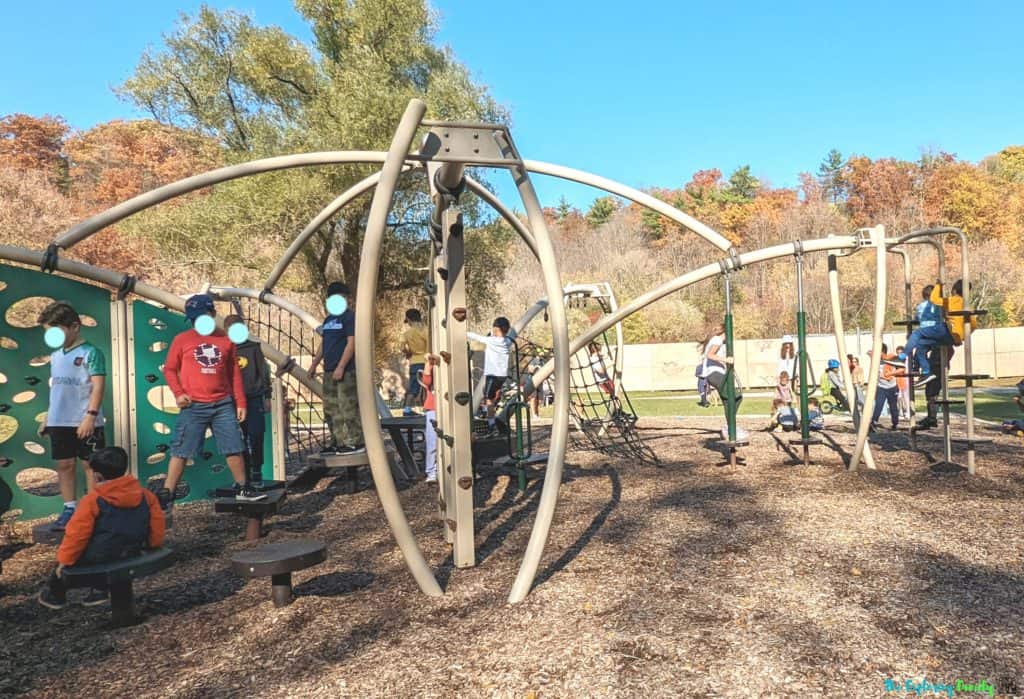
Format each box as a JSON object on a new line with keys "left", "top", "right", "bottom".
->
{"left": 1, "top": 417, "right": 1022, "bottom": 698}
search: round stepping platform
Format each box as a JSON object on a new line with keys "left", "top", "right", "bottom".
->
{"left": 231, "top": 538, "right": 327, "bottom": 607}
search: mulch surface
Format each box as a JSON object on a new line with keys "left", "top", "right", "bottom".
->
{"left": 2, "top": 417, "right": 1023, "bottom": 698}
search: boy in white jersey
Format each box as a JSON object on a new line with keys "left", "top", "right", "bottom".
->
{"left": 37, "top": 302, "right": 106, "bottom": 530}
{"left": 467, "top": 316, "right": 516, "bottom": 434}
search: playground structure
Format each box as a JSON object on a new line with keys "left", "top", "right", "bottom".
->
{"left": 0, "top": 99, "right": 990, "bottom": 604}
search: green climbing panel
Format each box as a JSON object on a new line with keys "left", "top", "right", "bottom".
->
{"left": 0, "top": 264, "right": 115, "bottom": 520}
{"left": 132, "top": 301, "right": 272, "bottom": 504}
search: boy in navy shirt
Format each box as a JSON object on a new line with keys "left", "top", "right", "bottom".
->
{"left": 308, "top": 282, "right": 364, "bottom": 454}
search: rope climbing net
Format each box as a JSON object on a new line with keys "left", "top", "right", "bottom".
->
{"left": 513, "top": 302, "right": 657, "bottom": 465}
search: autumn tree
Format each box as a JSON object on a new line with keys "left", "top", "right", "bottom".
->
{"left": 65, "top": 120, "right": 222, "bottom": 213}
{"left": 0, "top": 114, "right": 70, "bottom": 188}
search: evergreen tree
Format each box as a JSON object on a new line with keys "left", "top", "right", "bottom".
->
{"left": 818, "top": 149, "right": 848, "bottom": 204}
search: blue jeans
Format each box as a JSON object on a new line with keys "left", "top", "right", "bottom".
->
{"left": 170, "top": 397, "right": 244, "bottom": 459}
{"left": 904, "top": 324, "right": 953, "bottom": 376}
{"left": 408, "top": 363, "right": 424, "bottom": 395}
{"left": 424, "top": 409, "right": 437, "bottom": 479}
{"left": 872, "top": 386, "right": 899, "bottom": 427}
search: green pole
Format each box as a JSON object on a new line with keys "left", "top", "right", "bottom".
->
{"left": 795, "top": 252, "right": 811, "bottom": 465}
{"left": 723, "top": 273, "right": 738, "bottom": 446}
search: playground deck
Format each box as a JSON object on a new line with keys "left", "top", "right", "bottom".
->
{"left": 1, "top": 417, "right": 1022, "bottom": 698}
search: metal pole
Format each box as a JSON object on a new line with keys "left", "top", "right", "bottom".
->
{"left": 794, "top": 250, "right": 811, "bottom": 465}
{"left": 950, "top": 229, "right": 977, "bottom": 474}
{"left": 723, "top": 271, "right": 739, "bottom": 459}
{"left": 849, "top": 226, "right": 887, "bottom": 472}
{"left": 352, "top": 99, "right": 442, "bottom": 597}
{"left": 826, "top": 247, "right": 877, "bottom": 471}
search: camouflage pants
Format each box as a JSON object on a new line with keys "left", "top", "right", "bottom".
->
{"left": 323, "top": 372, "right": 363, "bottom": 448}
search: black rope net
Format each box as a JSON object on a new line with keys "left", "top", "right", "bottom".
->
{"left": 511, "top": 298, "right": 657, "bottom": 464}
{"left": 236, "top": 297, "right": 328, "bottom": 474}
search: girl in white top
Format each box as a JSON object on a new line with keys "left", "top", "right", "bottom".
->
{"left": 778, "top": 335, "right": 798, "bottom": 388}
{"left": 698, "top": 325, "right": 744, "bottom": 412}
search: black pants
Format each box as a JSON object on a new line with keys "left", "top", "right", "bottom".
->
{"left": 706, "top": 371, "right": 743, "bottom": 414}
{"left": 924, "top": 347, "right": 946, "bottom": 421}
{"left": 829, "top": 387, "right": 850, "bottom": 412}
{"left": 872, "top": 386, "right": 899, "bottom": 427}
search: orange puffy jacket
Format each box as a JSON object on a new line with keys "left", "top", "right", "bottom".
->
{"left": 57, "top": 475, "right": 165, "bottom": 567}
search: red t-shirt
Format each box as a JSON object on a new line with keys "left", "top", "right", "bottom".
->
{"left": 163, "top": 330, "right": 246, "bottom": 409}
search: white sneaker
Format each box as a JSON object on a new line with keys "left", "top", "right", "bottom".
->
{"left": 425, "top": 474, "right": 437, "bottom": 483}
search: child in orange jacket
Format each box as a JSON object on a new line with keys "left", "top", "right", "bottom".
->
{"left": 38, "top": 446, "right": 165, "bottom": 609}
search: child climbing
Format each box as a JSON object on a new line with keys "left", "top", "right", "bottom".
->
{"left": 902, "top": 280, "right": 967, "bottom": 387}
{"left": 468, "top": 316, "right": 517, "bottom": 436}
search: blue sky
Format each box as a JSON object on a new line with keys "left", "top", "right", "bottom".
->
{"left": 2, "top": 1, "right": 1022, "bottom": 210}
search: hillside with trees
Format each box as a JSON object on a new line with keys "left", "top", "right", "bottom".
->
{"left": 2, "top": 1, "right": 1022, "bottom": 354}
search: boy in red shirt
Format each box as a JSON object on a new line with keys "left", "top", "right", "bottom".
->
{"left": 38, "top": 446, "right": 165, "bottom": 609}
{"left": 159, "top": 294, "right": 265, "bottom": 513}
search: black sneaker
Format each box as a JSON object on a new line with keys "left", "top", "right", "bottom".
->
{"left": 235, "top": 487, "right": 268, "bottom": 502}
{"left": 38, "top": 586, "right": 67, "bottom": 610}
{"left": 156, "top": 488, "right": 174, "bottom": 512}
{"left": 336, "top": 445, "right": 366, "bottom": 455}
{"left": 916, "top": 417, "right": 937, "bottom": 430}
{"left": 81, "top": 588, "right": 108, "bottom": 607}
{"left": 914, "top": 374, "right": 937, "bottom": 388}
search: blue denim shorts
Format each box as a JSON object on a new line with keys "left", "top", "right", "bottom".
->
{"left": 170, "top": 397, "right": 244, "bottom": 459}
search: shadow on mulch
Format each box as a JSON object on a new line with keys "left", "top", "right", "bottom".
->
{"left": 293, "top": 570, "right": 375, "bottom": 598}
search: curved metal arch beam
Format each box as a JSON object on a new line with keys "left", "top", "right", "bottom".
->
{"left": 264, "top": 165, "right": 418, "bottom": 292}
{"left": 53, "top": 151, "right": 393, "bottom": 251}
{"left": 522, "top": 159, "right": 734, "bottom": 252}
{"left": 464, "top": 177, "right": 539, "bottom": 259}
{"left": 209, "top": 286, "right": 320, "bottom": 329}
{"left": 263, "top": 173, "right": 535, "bottom": 294}
{"left": 526, "top": 236, "right": 863, "bottom": 389}
{"left": 848, "top": 226, "right": 888, "bottom": 471}
{"left": 352, "top": 100, "right": 443, "bottom": 597}
{"left": 505, "top": 159, "right": 572, "bottom": 605}
{"left": 826, "top": 243, "right": 876, "bottom": 470}
{"left": 0, "top": 246, "right": 323, "bottom": 398}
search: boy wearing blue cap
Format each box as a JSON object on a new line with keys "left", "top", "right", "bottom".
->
{"left": 158, "top": 294, "right": 265, "bottom": 513}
